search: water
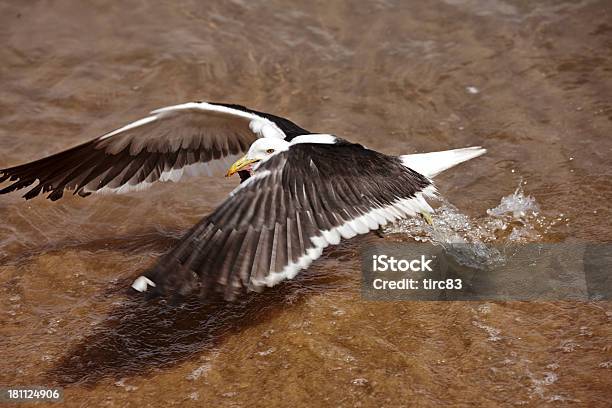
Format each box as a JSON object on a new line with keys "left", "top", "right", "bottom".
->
{"left": 1, "top": 0, "right": 611, "bottom": 406}
{"left": 385, "top": 183, "right": 549, "bottom": 267}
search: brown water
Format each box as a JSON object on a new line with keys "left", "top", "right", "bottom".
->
{"left": 1, "top": 0, "right": 611, "bottom": 406}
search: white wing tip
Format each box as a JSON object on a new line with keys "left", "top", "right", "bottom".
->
{"left": 462, "top": 146, "right": 487, "bottom": 155}
{"left": 131, "top": 276, "right": 156, "bottom": 292}
{"left": 401, "top": 146, "right": 487, "bottom": 178}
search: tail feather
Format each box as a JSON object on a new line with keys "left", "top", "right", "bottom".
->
{"left": 400, "top": 146, "right": 486, "bottom": 178}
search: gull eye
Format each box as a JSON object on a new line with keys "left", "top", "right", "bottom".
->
{"left": 266, "top": 148, "right": 275, "bottom": 154}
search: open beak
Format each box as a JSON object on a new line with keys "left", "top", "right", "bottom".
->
{"left": 226, "top": 156, "right": 259, "bottom": 177}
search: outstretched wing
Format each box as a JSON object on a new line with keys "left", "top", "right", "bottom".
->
{"left": 0, "top": 102, "right": 309, "bottom": 200}
{"left": 134, "top": 141, "right": 436, "bottom": 300}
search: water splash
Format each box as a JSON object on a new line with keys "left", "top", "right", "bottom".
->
{"left": 487, "top": 185, "right": 540, "bottom": 218}
{"left": 485, "top": 184, "right": 545, "bottom": 242}
{"left": 384, "top": 183, "right": 550, "bottom": 267}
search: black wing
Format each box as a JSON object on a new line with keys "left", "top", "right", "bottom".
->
{"left": 134, "top": 142, "right": 435, "bottom": 300}
{"left": 0, "top": 102, "right": 309, "bottom": 200}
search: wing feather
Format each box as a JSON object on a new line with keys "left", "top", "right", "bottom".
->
{"left": 0, "top": 102, "right": 308, "bottom": 200}
{"left": 136, "top": 142, "right": 434, "bottom": 300}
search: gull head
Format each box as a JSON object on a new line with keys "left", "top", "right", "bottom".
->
{"left": 226, "top": 138, "right": 290, "bottom": 177}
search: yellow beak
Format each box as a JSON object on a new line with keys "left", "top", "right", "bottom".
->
{"left": 226, "top": 156, "right": 259, "bottom": 177}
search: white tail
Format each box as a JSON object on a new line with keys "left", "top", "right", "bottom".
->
{"left": 400, "top": 146, "right": 486, "bottom": 178}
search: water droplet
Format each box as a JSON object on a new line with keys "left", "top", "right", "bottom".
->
{"left": 351, "top": 378, "right": 369, "bottom": 386}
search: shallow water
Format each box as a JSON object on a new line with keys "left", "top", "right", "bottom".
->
{"left": 1, "top": 0, "right": 611, "bottom": 406}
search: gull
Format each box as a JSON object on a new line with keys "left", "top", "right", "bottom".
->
{"left": 0, "top": 101, "right": 485, "bottom": 299}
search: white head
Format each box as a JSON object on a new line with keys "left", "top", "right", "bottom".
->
{"left": 246, "top": 138, "right": 290, "bottom": 160}
{"left": 226, "top": 138, "right": 290, "bottom": 177}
